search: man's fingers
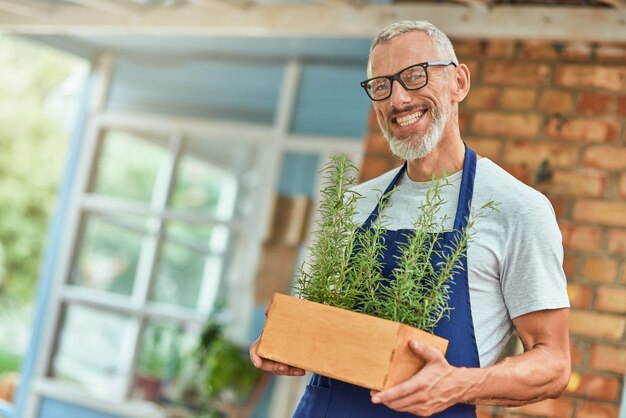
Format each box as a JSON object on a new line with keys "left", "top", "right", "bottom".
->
{"left": 249, "top": 340, "right": 305, "bottom": 376}
{"left": 258, "top": 358, "right": 306, "bottom": 376}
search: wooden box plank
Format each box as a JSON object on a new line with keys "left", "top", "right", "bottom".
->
{"left": 256, "top": 293, "right": 448, "bottom": 390}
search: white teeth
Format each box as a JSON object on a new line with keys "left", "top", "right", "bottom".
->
{"left": 396, "top": 111, "right": 424, "bottom": 127}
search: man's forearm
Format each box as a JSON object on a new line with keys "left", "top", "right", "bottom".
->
{"left": 456, "top": 344, "right": 570, "bottom": 406}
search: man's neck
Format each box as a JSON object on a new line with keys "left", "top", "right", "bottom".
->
{"left": 405, "top": 137, "right": 465, "bottom": 182}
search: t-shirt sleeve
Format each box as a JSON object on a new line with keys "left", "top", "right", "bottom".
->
{"left": 500, "top": 193, "right": 570, "bottom": 319}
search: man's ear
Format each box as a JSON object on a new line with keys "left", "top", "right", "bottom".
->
{"left": 451, "top": 63, "right": 471, "bottom": 103}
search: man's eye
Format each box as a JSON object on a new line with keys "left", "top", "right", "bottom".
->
{"left": 371, "top": 82, "right": 389, "bottom": 92}
{"left": 405, "top": 71, "right": 424, "bottom": 82}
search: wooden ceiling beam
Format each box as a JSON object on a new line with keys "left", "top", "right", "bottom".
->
{"left": 187, "top": 0, "right": 249, "bottom": 12}
{"left": 0, "top": 3, "right": 624, "bottom": 42}
{"left": 0, "top": 0, "right": 51, "bottom": 19}
{"left": 65, "top": 0, "right": 141, "bottom": 16}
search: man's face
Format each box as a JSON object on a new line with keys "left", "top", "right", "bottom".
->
{"left": 370, "top": 31, "right": 453, "bottom": 161}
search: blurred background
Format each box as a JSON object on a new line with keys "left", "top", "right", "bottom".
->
{"left": 0, "top": 1, "right": 623, "bottom": 418}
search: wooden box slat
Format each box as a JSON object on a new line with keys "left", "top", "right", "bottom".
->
{"left": 256, "top": 293, "right": 448, "bottom": 390}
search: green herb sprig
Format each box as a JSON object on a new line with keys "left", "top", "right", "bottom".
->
{"left": 295, "top": 155, "right": 496, "bottom": 333}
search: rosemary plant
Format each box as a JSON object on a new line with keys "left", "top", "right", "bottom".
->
{"left": 294, "top": 155, "right": 496, "bottom": 333}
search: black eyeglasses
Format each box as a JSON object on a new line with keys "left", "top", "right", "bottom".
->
{"left": 360, "top": 60, "right": 457, "bottom": 101}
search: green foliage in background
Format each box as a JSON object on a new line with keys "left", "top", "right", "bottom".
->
{"left": 0, "top": 36, "right": 82, "bottom": 305}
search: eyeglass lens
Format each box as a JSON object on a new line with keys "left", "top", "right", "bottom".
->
{"left": 365, "top": 65, "right": 427, "bottom": 100}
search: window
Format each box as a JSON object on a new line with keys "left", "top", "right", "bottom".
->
{"left": 44, "top": 126, "right": 260, "bottom": 412}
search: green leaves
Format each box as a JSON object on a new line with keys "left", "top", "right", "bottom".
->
{"left": 295, "top": 156, "right": 497, "bottom": 333}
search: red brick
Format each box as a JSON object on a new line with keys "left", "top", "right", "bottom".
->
{"left": 452, "top": 38, "right": 483, "bottom": 57}
{"left": 561, "top": 224, "right": 603, "bottom": 251}
{"left": 520, "top": 41, "right": 559, "bottom": 60}
{"left": 473, "top": 113, "right": 541, "bottom": 138}
{"left": 590, "top": 344, "right": 626, "bottom": 373}
{"left": 617, "top": 96, "right": 626, "bottom": 117}
{"left": 552, "top": 170, "right": 607, "bottom": 197}
{"left": 607, "top": 229, "right": 626, "bottom": 256}
{"left": 367, "top": 110, "right": 381, "bottom": 132}
{"left": 555, "top": 65, "right": 626, "bottom": 92}
{"left": 561, "top": 43, "right": 593, "bottom": 61}
{"left": 464, "top": 60, "right": 480, "bottom": 81}
{"left": 584, "top": 146, "right": 626, "bottom": 171}
{"left": 570, "top": 339, "right": 584, "bottom": 365}
{"left": 545, "top": 117, "right": 620, "bottom": 143}
{"left": 538, "top": 90, "right": 574, "bottom": 114}
{"left": 501, "top": 88, "right": 537, "bottom": 110}
{"left": 575, "top": 401, "right": 619, "bottom": 418}
{"left": 582, "top": 256, "right": 618, "bottom": 282}
{"left": 548, "top": 195, "right": 568, "bottom": 220}
{"left": 464, "top": 138, "right": 502, "bottom": 161}
{"left": 459, "top": 111, "right": 470, "bottom": 134}
{"left": 511, "top": 397, "right": 573, "bottom": 418}
{"left": 569, "top": 309, "right": 625, "bottom": 339}
{"left": 364, "top": 132, "right": 390, "bottom": 154}
{"left": 595, "top": 286, "right": 626, "bottom": 313}
{"left": 463, "top": 87, "right": 500, "bottom": 109}
{"left": 501, "top": 164, "right": 532, "bottom": 185}
{"left": 504, "top": 142, "right": 578, "bottom": 168}
{"left": 619, "top": 173, "right": 626, "bottom": 199}
{"left": 573, "top": 200, "right": 626, "bottom": 227}
{"left": 567, "top": 283, "right": 593, "bottom": 308}
{"left": 485, "top": 40, "right": 516, "bottom": 58}
{"left": 564, "top": 254, "right": 577, "bottom": 278}
{"left": 360, "top": 156, "right": 400, "bottom": 182}
{"left": 576, "top": 93, "right": 613, "bottom": 115}
{"left": 596, "top": 44, "right": 626, "bottom": 63}
{"left": 571, "top": 373, "right": 620, "bottom": 401}
{"left": 483, "top": 62, "right": 551, "bottom": 86}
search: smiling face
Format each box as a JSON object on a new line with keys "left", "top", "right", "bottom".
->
{"left": 370, "top": 31, "right": 455, "bottom": 161}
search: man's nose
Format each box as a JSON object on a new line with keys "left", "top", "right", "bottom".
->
{"left": 389, "top": 80, "right": 411, "bottom": 107}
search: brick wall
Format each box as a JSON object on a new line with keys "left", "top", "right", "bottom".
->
{"left": 360, "top": 39, "right": 626, "bottom": 418}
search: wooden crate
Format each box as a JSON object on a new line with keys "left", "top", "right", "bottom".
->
{"left": 256, "top": 293, "right": 448, "bottom": 390}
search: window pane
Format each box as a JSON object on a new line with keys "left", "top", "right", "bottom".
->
{"left": 132, "top": 321, "right": 201, "bottom": 403}
{"left": 70, "top": 214, "right": 145, "bottom": 296}
{"left": 150, "top": 241, "right": 222, "bottom": 310}
{"left": 51, "top": 304, "right": 132, "bottom": 398}
{"left": 171, "top": 154, "right": 234, "bottom": 216}
{"left": 90, "top": 130, "right": 167, "bottom": 203}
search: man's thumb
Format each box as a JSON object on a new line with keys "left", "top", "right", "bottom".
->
{"left": 409, "top": 340, "right": 442, "bottom": 363}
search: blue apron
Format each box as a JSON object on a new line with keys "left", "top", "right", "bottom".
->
{"left": 293, "top": 145, "right": 480, "bottom": 418}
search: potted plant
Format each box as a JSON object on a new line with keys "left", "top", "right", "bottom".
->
{"left": 135, "top": 326, "right": 168, "bottom": 402}
{"left": 257, "top": 155, "right": 493, "bottom": 390}
{"left": 173, "top": 318, "right": 264, "bottom": 412}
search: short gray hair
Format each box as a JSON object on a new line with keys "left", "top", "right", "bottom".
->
{"left": 367, "top": 20, "right": 458, "bottom": 77}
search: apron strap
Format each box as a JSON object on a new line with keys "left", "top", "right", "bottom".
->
{"left": 453, "top": 145, "right": 477, "bottom": 231}
{"left": 361, "top": 163, "right": 407, "bottom": 230}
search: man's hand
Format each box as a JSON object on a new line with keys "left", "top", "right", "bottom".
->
{"left": 249, "top": 338, "right": 306, "bottom": 377}
{"left": 371, "top": 309, "right": 570, "bottom": 416}
{"left": 370, "top": 340, "right": 462, "bottom": 417}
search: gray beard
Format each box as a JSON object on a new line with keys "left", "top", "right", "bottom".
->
{"left": 381, "top": 107, "right": 447, "bottom": 161}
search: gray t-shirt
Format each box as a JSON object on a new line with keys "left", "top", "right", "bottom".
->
{"left": 351, "top": 158, "right": 570, "bottom": 367}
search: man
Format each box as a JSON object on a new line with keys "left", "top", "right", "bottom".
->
{"left": 250, "top": 20, "right": 570, "bottom": 417}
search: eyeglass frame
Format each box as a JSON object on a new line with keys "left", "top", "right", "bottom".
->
{"left": 360, "top": 60, "right": 458, "bottom": 101}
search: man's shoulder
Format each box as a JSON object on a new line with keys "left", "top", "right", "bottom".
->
{"left": 475, "top": 158, "right": 554, "bottom": 218}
